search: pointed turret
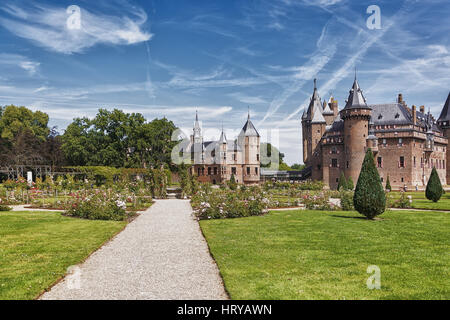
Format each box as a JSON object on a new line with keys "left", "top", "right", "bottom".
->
{"left": 239, "top": 110, "right": 260, "bottom": 137}
{"left": 305, "top": 79, "right": 325, "bottom": 122}
{"left": 438, "top": 92, "right": 450, "bottom": 124}
{"left": 193, "top": 110, "right": 202, "bottom": 144}
{"left": 322, "top": 95, "right": 334, "bottom": 115}
{"left": 344, "top": 78, "right": 370, "bottom": 110}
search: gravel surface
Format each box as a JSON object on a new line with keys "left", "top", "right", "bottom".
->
{"left": 40, "top": 200, "right": 228, "bottom": 300}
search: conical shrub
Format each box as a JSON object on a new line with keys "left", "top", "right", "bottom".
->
{"left": 354, "top": 149, "right": 386, "bottom": 219}
{"left": 337, "top": 171, "right": 347, "bottom": 191}
{"left": 426, "top": 167, "right": 443, "bottom": 202}
{"left": 385, "top": 175, "right": 391, "bottom": 192}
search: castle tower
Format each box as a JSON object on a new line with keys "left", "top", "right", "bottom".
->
{"left": 340, "top": 77, "right": 372, "bottom": 184}
{"left": 301, "top": 79, "right": 327, "bottom": 167}
{"left": 239, "top": 110, "right": 260, "bottom": 184}
{"left": 437, "top": 92, "right": 450, "bottom": 183}
{"left": 191, "top": 111, "right": 204, "bottom": 165}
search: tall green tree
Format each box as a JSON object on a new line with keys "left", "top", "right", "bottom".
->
{"left": 385, "top": 175, "right": 392, "bottom": 191}
{"left": 353, "top": 149, "right": 386, "bottom": 219}
{"left": 426, "top": 167, "right": 443, "bottom": 202}
{"left": 0, "top": 105, "right": 49, "bottom": 142}
{"left": 62, "top": 109, "right": 177, "bottom": 168}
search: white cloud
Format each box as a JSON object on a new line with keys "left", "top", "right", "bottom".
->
{"left": 0, "top": 3, "right": 152, "bottom": 54}
{"left": 0, "top": 53, "right": 40, "bottom": 75}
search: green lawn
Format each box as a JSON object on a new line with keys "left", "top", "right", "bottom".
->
{"left": 0, "top": 211, "right": 126, "bottom": 300}
{"left": 201, "top": 210, "right": 450, "bottom": 300}
{"left": 388, "top": 191, "right": 450, "bottom": 210}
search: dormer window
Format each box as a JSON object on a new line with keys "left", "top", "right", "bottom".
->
{"left": 378, "top": 114, "right": 383, "bottom": 120}
{"left": 395, "top": 113, "right": 400, "bottom": 119}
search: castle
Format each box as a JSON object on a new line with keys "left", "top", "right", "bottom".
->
{"left": 301, "top": 78, "right": 449, "bottom": 190}
{"left": 187, "top": 111, "right": 261, "bottom": 185}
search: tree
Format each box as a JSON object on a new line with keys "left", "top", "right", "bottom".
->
{"left": 385, "top": 175, "right": 392, "bottom": 192}
{"left": 229, "top": 174, "right": 237, "bottom": 190}
{"left": 62, "top": 109, "right": 177, "bottom": 168}
{"left": 347, "top": 177, "right": 354, "bottom": 191}
{"left": 353, "top": 149, "right": 386, "bottom": 219}
{"left": 426, "top": 167, "right": 443, "bottom": 202}
{"left": 337, "top": 171, "right": 348, "bottom": 191}
{"left": 290, "top": 163, "right": 306, "bottom": 171}
{"left": 0, "top": 105, "right": 49, "bottom": 142}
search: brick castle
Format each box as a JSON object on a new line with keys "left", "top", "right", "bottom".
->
{"left": 187, "top": 111, "right": 261, "bottom": 185}
{"left": 302, "top": 78, "right": 449, "bottom": 190}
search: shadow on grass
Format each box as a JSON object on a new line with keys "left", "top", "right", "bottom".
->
{"left": 331, "top": 214, "right": 386, "bottom": 221}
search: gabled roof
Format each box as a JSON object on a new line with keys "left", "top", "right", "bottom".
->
{"left": 344, "top": 79, "right": 370, "bottom": 110}
{"left": 438, "top": 92, "right": 450, "bottom": 122}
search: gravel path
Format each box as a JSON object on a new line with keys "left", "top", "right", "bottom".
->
{"left": 40, "top": 200, "right": 228, "bottom": 300}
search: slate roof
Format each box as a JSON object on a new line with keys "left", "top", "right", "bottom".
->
{"left": 370, "top": 103, "right": 412, "bottom": 126}
{"left": 304, "top": 79, "right": 325, "bottom": 123}
{"left": 438, "top": 92, "right": 450, "bottom": 123}
{"left": 344, "top": 79, "right": 370, "bottom": 110}
{"left": 239, "top": 114, "right": 260, "bottom": 137}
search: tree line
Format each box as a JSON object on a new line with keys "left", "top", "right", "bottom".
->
{"left": 0, "top": 105, "right": 178, "bottom": 169}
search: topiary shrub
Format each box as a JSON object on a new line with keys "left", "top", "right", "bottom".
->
{"left": 426, "top": 167, "right": 443, "bottom": 202}
{"left": 354, "top": 149, "right": 386, "bottom": 219}
{"left": 347, "top": 177, "right": 354, "bottom": 191}
{"left": 340, "top": 190, "right": 354, "bottom": 211}
{"left": 228, "top": 174, "right": 238, "bottom": 190}
{"left": 337, "top": 171, "right": 347, "bottom": 191}
{"left": 385, "top": 175, "right": 391, "bottom": 192}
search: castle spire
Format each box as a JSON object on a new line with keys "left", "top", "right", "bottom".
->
{"left": 304, "top": 79, "right": 325, "bottom": 123}
{"left": 343, "top": 77, "right": 370, "bottom": 110}
{"left": 438, "top": 92, "right": 450, "bottom": 123}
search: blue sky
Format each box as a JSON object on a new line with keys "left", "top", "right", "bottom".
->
{"left": 0, "top": 0, "right": 449, "bottom": 164}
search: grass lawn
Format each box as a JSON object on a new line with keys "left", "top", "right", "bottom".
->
{"left": 0, "top": 211, "right": 126, "bottom": 300}
{"left": 388, "top": 191, "right": 450, "bottom": 210}
{"left": 201, "top": 209, "right": 450, "bottom": 300}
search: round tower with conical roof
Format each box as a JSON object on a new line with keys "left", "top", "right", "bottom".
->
{"left": 239, "top": 110, "right": 261, "bottom": 184}
{"left": 437, "top": 92, "right": 450, "bottom": 183}
{"left": 340, "top": 77, "right": 372, "bottom": 183}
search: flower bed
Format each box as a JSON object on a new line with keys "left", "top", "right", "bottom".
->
{"left": 191, "top": 186, "right": 269, "bottom": 220}
{"left": 64, "top": 192, "right": 133, "bottom": 221}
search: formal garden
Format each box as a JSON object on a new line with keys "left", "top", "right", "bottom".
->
{"left": 0, "top": 102, "right": 448, "bottom": 300}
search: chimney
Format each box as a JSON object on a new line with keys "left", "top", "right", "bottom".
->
{"left": 331, "top": 99, "right": 339, "bottom": 117}
{"left": 398, "top": 94, "right": 403, "bottom": 104}
{"left": 420, "top": 105, "right": 425, "bottom": 113}
{"left": 412, "top": 105, "right": 417, "bottom": 125}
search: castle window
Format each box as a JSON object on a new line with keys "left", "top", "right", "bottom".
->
{"left": 208, "top": 167, "right": 212, "bottom": 175}
{"left": 214, "top": 167, "right": 218, "bottom": 175}
{"left": 247, "top": 167, "right": 250, "bottom": 175}
{"left": 257, "top": 154, "right": 260, "bottom": 161}
{"left": 383, "top": 139, "right": 387, "bottom": 146}
{"left": 332, "top": 159, "right": 338, "bottom": 168}
{"left": 413, "top": 156, "right": 416, "bottom": 168}
{"left": 347, "top": 161, "right": 349, "bottom": 169}
{"left": 331, "top": 147, "right": 337, "bottom": 154}
{"left": 232, "top": 167, "right": 237, "bottom": 175}
{"left": 255, "top": 167, "right": 258, "bottom": 175}
{"left": 399, "top": 156, "right": 405, "bottom": 168}
{"left": 377, "top": 157, "right": 382, "bottom": 168}
{"left": 398, "top": 138, "right": 403, "bottom": 146}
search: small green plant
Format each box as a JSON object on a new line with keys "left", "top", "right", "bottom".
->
{"left": 228, "top": 174, "right": 238, "bottom": 190}
{"left": 385, "top": 175, "right": 392, "bottom": 192}
{"left": 426, "top": 167, "right": 443, "bottom": 202}
{"left": 340, "top": 190, "right": 354, "bottom": 211}
{"left": 337, "top": 172, "right": 347, "bottom": 191}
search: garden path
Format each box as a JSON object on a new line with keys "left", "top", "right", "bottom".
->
{"left": 40, "top": 199, "right": 228, "bottom": 300}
